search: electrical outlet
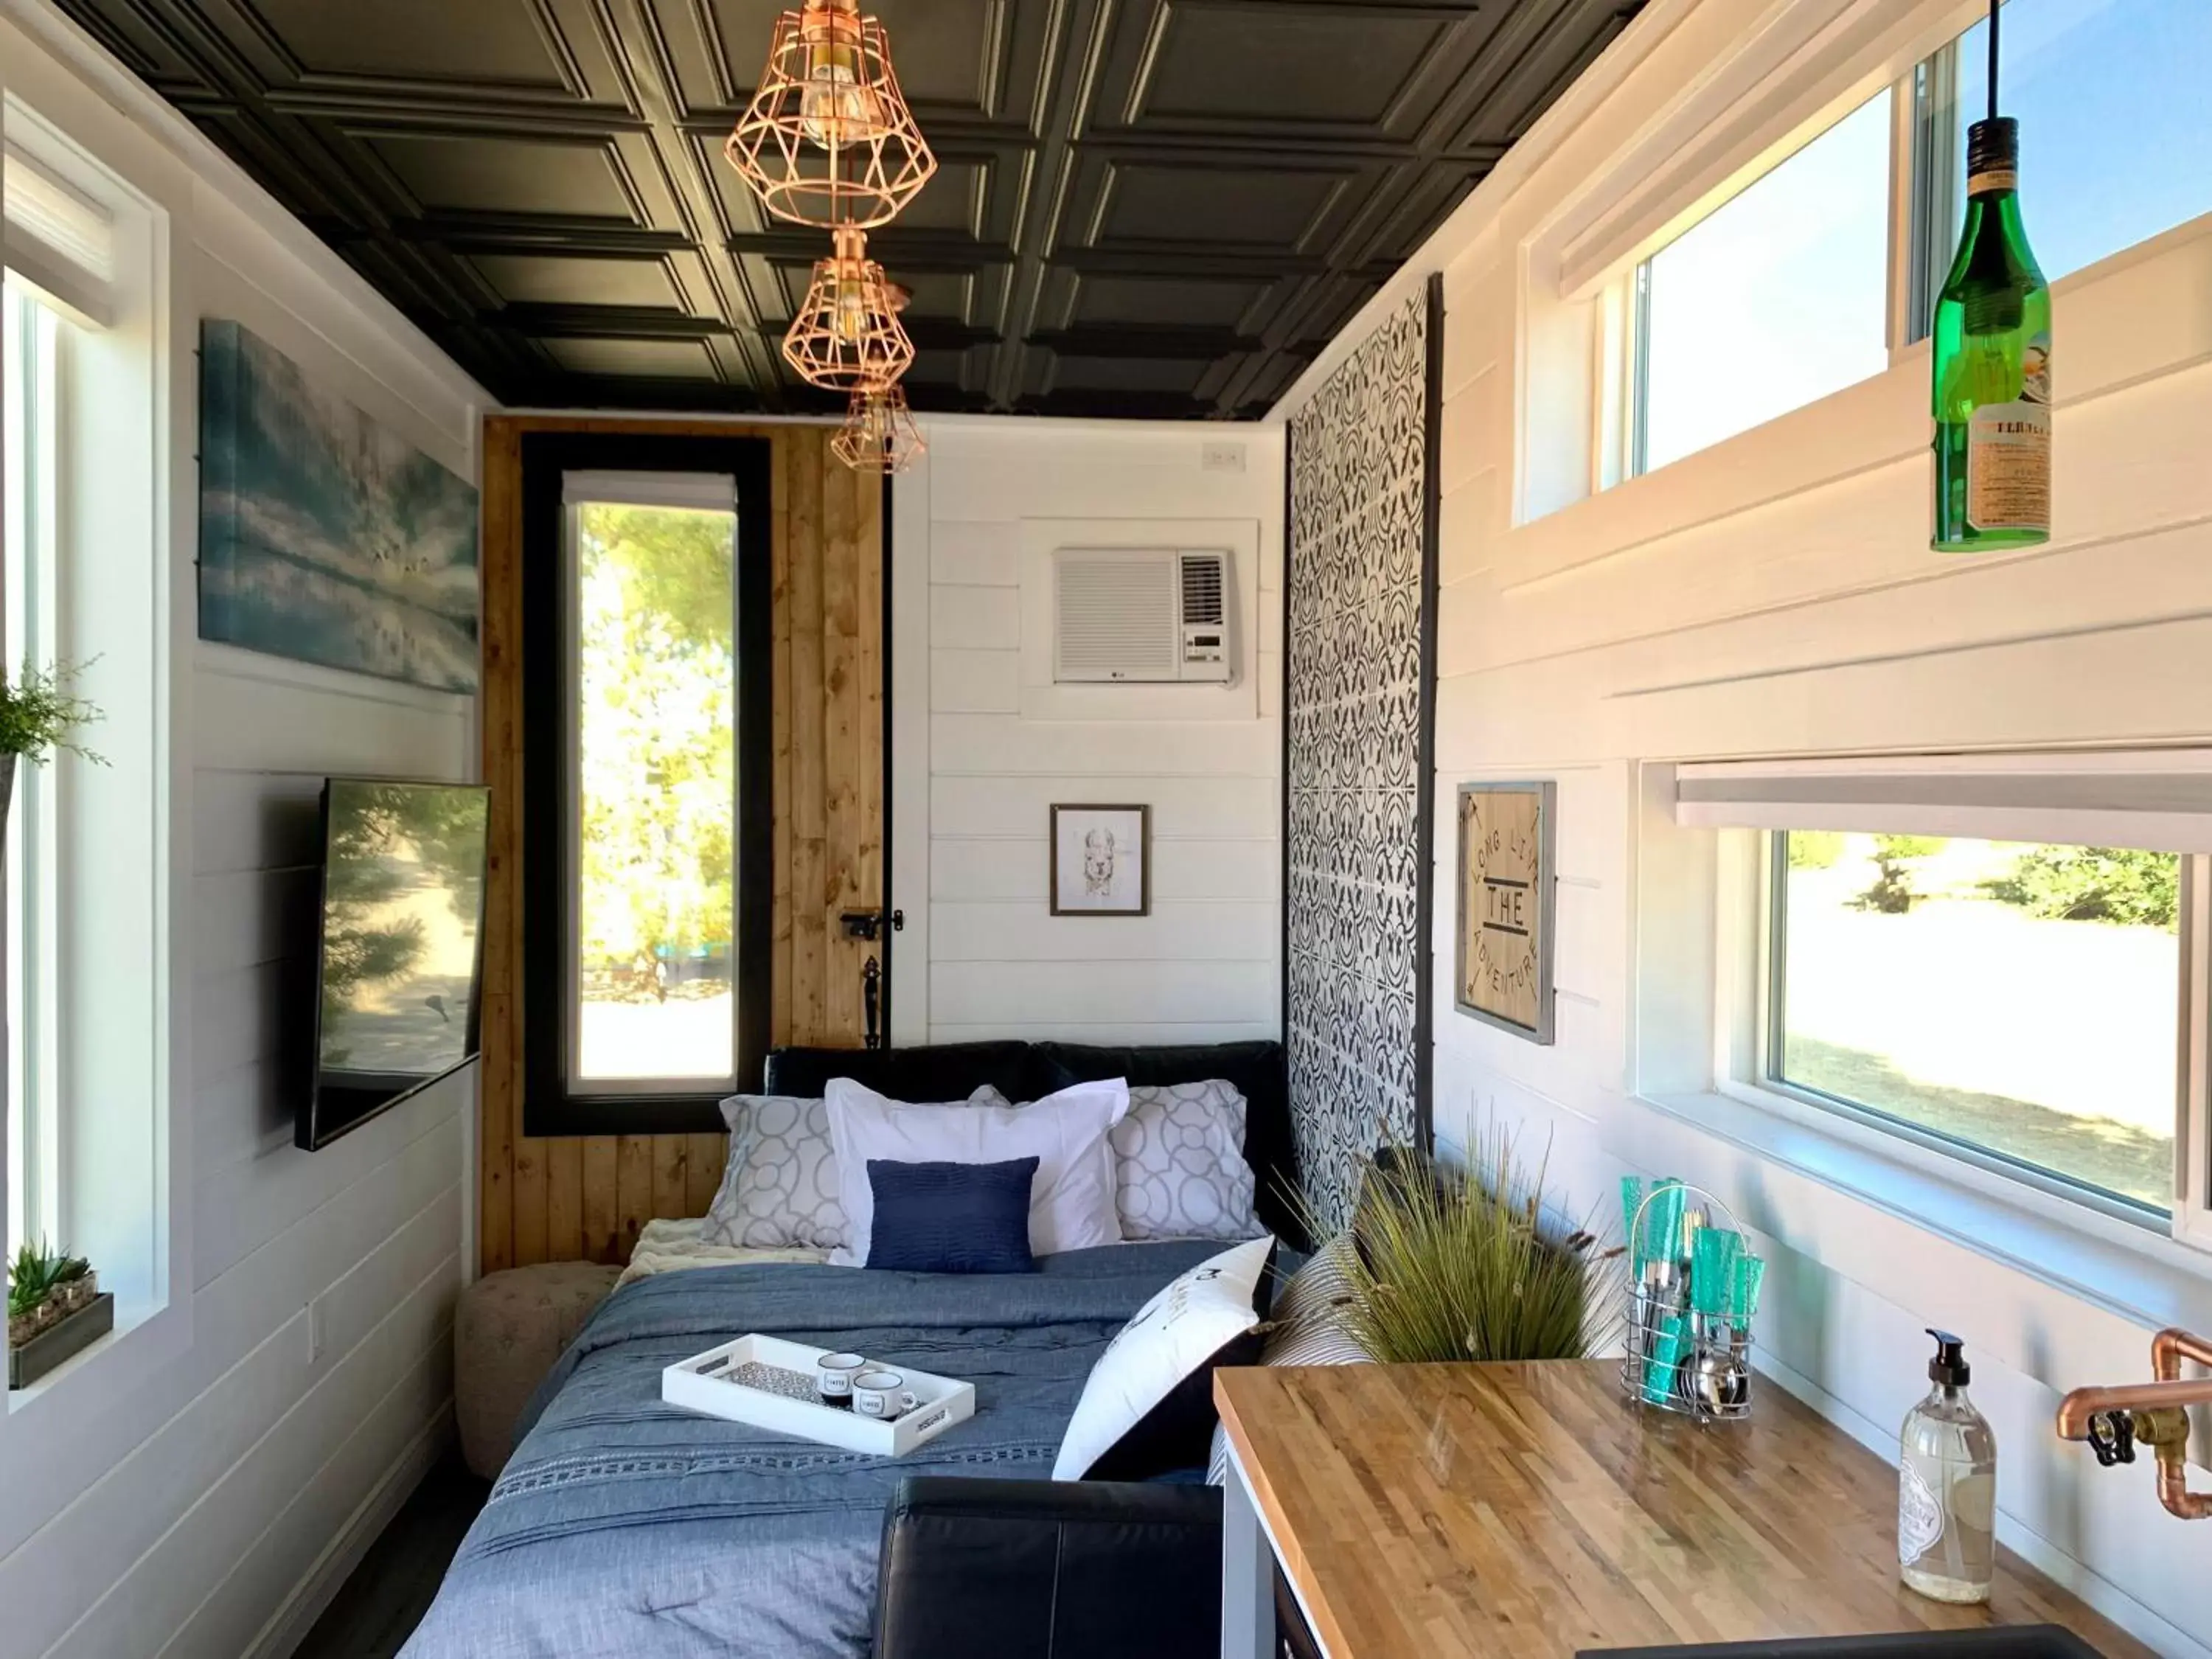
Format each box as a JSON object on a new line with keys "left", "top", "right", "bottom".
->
{"left": 306, "top": 1297, "right": 326, "bottom": 1366}
{"left": 1200, "top": 441, "right": 1246, "bottom": 475}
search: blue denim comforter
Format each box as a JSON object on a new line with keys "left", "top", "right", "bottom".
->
{"left": 400, "top": 1242, "right": 1227, "bottom": 1659}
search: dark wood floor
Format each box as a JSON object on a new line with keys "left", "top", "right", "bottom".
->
{"left": 293, "top": 1456, "right": 487, "bottom": 1659}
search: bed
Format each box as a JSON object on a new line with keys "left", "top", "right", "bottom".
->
{"left": 402, "top": 1040, "right": 1298, "bottom": 1659}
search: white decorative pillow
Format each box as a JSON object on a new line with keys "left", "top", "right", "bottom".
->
{"left": 1054, "top": 1234, "right": 1275, "bottom": 1481}
{"left": 824, "top": 1077, "right": 1129, "bottom": 1267}
{"left": 704, "top": 1087, "right": 1003, "bottom": 1251}
{"left": 1110, "top": 1079, "right": 1260, "bottom": 1241}
{"left": 1206, "top": 1235, "right": 1366, "bottom": 1486}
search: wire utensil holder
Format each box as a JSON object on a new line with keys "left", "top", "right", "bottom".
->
{"left": 1618, "top": 1181, "right": 1754, "bottom": 1422}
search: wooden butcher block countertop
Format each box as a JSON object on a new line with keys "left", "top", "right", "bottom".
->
{"left": 1215, "top": 1360, "right": 2152, "bottom": 1659}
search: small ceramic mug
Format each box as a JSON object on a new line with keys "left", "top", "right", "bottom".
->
{"left": 852, "top": 1369, "right": 920, "bottom": 1420}
{"left": 816, "top": 1352, "right": 867, "bottom": 1410}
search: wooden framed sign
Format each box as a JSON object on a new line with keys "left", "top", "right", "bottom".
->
{"left": 1455, "top": 782, "right": 1555, "bottom": 1044}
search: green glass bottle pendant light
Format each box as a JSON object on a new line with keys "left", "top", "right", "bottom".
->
{"left": 1930, "top": 0, "right": 2051, "bottom": 552}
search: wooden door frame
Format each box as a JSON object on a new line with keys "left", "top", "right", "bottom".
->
{"left": 478, "top": 415, "right": 888, "bottom": 1270}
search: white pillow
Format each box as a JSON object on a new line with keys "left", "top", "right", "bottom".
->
{"left": 1053, "top": 1234, "right": 1275, "bottom": 1481}
{"left": 824, "top": 1076, "right": 1129, "bottom": 1267}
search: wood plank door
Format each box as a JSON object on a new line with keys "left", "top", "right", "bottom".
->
{"left": 478, "top": 417, "right": 886, "bottom": 1271}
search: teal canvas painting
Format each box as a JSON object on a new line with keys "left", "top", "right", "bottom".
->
{"left": 199, "top": 320, "right": 479, "bottom": 692}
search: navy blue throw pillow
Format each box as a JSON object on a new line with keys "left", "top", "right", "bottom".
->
{"left": 865, "top": 1157, "right": 1040, "bottom": 1273}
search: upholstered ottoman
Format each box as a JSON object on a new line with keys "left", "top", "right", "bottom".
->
{"left": 456, "top": 1261, "right": 622, "bottom": 1479}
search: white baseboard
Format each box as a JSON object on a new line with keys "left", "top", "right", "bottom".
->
{"left": 243, "top": 1402, "right": 456, "bottom": 1659}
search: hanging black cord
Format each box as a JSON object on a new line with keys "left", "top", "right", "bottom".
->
{"left": 1988, "top": 0, "right": 2000, "bottom": 122}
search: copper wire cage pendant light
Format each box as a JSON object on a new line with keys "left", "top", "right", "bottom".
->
{"left": 832, "top": 383, "right": 926, "bottom": 473}
{"left": 724, "top": 0, "right": 936, "bottom": 230}
{"left": 782, "top": 228, "right": 915, "bottom": 392}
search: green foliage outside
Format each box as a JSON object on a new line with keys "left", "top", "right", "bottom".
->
{"left": 1303, "top": 1132, "right": 1621, "bottom": 1365}
{"left": 1852, "top": 833, "right": 1948, "bottom": 914}
{"left": 0, "top": 659, "right": 103, "bottom": 765}
{"left": 576, "top": 504, "right": 736, "bottom": 998}
{"left": 1981, "top": 844, "right": 2179, "bottom": 930}
{"left": 7, "top": 1239, "right": 90, "bottom": 1323}
{"left": 1786, "top": 830, "right": 1846, "bottom": 870}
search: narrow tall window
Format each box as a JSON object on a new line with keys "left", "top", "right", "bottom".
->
{"left": 520, "top": 436, "right": 773, "bottom": 1135}
{"left": 1, "top": 277, "right": 61, "bottom": 1260}
{"left": 568, "top": 484, "right": 740, "bottom": 1091}
{"left": 2, "top": 109, "right": 169, "bottom": 1341}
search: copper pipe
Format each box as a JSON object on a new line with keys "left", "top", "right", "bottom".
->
{"left": 2053, "top": 1377, "right": 2212, "bottom": 1437}
{"left": 2153, "top": 1326, "right": 2212, "bottom": 1380}
{"left": 2055, "top": 1327, "right": 2212, "bottom": 1520}
{"left": 2157, "top": 1449, "right": 2212, "bottom": 1520}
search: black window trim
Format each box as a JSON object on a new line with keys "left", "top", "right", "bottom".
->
{"left": 519, "top": 431, "right": 774, "bottom": 1137}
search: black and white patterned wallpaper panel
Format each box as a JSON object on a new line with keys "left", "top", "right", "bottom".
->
{"left": 1285, "top": 290, "right": 1436, "bottom": 1234}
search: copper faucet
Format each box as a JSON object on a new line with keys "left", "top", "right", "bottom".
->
{"left": 2054, "top": 1327, "right": 2212, "bottom": 1520}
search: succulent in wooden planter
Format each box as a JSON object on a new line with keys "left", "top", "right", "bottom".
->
{"left": 7, "top": 1239, "right": 99, "bottom": 1349}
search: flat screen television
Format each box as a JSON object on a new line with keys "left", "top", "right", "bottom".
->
{"left": 298, "top": 777, "right": 492, "bottom": 1151}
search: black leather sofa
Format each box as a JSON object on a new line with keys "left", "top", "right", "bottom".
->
{"left": 760, "top": 1040, "right": 1313, "bottom": 1659}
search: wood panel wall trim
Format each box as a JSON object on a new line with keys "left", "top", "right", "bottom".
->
{"left": 478, "top": 414, "right": 886, "bottom": 1273}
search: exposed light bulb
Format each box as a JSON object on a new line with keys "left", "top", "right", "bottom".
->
{"left": 833, "top": 274, "right": 869, "bottom": 344}
{"left": 799, "top": 48, "right": 879, "bottom": 146}
{"left": 723, "top": 0, "right": 936, "bottom": 231}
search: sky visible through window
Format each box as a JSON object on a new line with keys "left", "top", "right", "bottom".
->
{"left": 1955, "top": 0, "right": 2212, "bottom": 285}
{"left": 1637, "top": 0, "right": 2212, "bottom": 476}
{"left": 1639, "top": 92, "right": 1893, "bottom": 474}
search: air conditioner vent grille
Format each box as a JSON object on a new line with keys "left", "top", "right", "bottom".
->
{"left": 1055, "top": 557, "right": 1178, "bottom": 680}
{"left": 1180, "top": 554, "right": 1224, "bottom": 626}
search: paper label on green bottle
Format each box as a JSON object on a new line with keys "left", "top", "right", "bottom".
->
{"left": 1966, "top": 400, "right": 2050, "bottom": 532}
{"left": 1899, "top": 1459, "right": 1944, "bottom": 1565}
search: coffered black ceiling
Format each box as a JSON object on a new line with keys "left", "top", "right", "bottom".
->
{"left": 55, "top": 0, "right": 1641, "bottom": 417}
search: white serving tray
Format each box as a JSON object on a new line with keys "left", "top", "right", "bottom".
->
{"left": 661, "top": 1334, "right": 975, "bottom": 1457}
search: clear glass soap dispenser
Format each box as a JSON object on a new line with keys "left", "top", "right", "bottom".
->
{"left": 1899, "top": 1329, "right": 1997, "bottom": 1604}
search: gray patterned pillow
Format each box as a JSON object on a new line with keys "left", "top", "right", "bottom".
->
{"left": 703, "top": 1085, "right": 1013, "bottom": 1251}
{"left": 1110, "top": 1079, "right": 1262, "bottom": 1242}
{"left": 702, "top": 1095, "right": 844, "bottom": 1250}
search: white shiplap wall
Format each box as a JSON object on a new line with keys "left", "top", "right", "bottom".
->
{"left": 0, "top": 7, "right": 486, "bottom": 1658}
{"left": 1344, "top": 0, "right": 2212, "bottom": 1651}
{"left": 891, "top": 420, "right": 1284, "bottom": 1046}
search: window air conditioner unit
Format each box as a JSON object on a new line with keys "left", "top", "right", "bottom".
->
{"left": 1052, "top": 548, "right": 1233, "bottom": 684}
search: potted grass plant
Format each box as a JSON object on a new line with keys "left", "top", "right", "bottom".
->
{"left": 1306, "top": 1129, "right": 1623, "bottom": 1365}
{"left": 7, "top": 1238, "right": 113, "bottom": 1388}
{"left": 0, "top": 658, "right": 104, "bottom": 833}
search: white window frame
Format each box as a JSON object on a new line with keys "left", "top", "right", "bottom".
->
{"left": 1682, "top": 753, "right": 2212, "bottom": 1265}
{"left": 1614, "top": 81, "right": 1903, "bottom": 484}
{"left": 1534, "top": 0, "right": 2212, "bottom": 525}
{"left": 0, "top": 87, "right": 179, "bottom": 1418}
{"left": 1754, "top": 830, "right": 2201, "bottom": 1233}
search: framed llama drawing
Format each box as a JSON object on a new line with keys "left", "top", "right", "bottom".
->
{"left": 1050, "top": 804, "right": 1150, "bottom": 917}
